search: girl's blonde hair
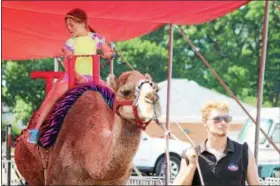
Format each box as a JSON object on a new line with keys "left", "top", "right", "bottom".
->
{"left": 201, "top": 101, "right": 229, "bottom": 121}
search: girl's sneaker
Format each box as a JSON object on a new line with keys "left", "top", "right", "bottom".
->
{"left": 27, "top": 129, "right": 39, "bottom": 144}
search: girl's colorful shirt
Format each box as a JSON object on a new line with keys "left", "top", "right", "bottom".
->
{"left": 63, "top": 32, "right": 105, "bottom": 76}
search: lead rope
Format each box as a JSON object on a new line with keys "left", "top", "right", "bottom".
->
{"left": 152, "top": 105, "right": 205, "bottom": 185}
{"left": 173, "top": 122, "right": 205, "bottom": 186}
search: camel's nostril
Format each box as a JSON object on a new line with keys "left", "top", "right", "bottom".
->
{"left": 145, "top": 93, "right": 159, "bottom": 104}
{"left": 154, "top": 95, "right": 159, "bottom": 103}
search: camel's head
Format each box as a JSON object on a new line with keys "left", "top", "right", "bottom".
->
{"left": 107, "top": 70, "right": 161, "bottom": 129}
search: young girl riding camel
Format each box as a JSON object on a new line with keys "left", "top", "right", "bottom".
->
{"left": 28, "top": 8, "right": 115, "bottom": 144}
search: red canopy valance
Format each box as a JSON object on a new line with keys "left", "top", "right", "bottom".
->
{"left": 2, "top": 1, "right": 250, "bottom": 60}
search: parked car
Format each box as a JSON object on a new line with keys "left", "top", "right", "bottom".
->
{"left": 237, "top": 107, "right": 280, "bottom": 178}
{"left": 133, "top": 132, "right": 191, "bottom": 178}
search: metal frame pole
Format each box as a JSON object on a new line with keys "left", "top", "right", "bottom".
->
{"left": 54, "top": 57, "right": 59, "bottom": 72}
{"left": 109, "top": 42, "right": 115, "bottom": 74}
{"left": 110, "top": 59, "right": 114, "bottom": 75}
{"left": 255, "top": 0, "right": 270, "bottom": 163}
{"left": 53, "top": 57, "right": 59, "bottom": 84}
{"left": 165, "top": 24, "right": 173, "bottom": 185}
{"left": 6, "top": 124, "right": 12, "bottom": 186}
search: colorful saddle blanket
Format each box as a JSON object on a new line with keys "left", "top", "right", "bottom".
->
{"left": 38, "top": 84, "right": 115, "bottom": 148}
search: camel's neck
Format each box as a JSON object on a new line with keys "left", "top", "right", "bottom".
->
{"left": 110, "top": 116, "right": 142, "bottom": 165}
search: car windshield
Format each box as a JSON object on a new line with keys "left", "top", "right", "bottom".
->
{"left": 237, "top": 118, "right": 273, "bottom": 144}
{"left": 272, "top": 124, "right": 280, "bottom": 143}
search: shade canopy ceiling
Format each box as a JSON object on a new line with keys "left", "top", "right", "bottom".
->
{"left": 2, "top": 1, "right": 250, "bottom": 60}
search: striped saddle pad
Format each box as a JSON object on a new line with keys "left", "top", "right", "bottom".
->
{"left": 38, "top": 84, "right": 115, "bottom": 148}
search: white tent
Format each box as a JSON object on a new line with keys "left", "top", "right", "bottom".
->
{"left": 157, "top": 79, "right": 255, "bottom": 124}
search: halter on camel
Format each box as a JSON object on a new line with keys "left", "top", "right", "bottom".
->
{"left": 114, "top": 79, "right": 159, "bottom": 130}
{"left": 113, "top": 44, "right": 206, "bottom": 185}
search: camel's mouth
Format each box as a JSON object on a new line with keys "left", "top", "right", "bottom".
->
{"left": 144, "top": 95, "right": 159, "bottom": 105}
{"left": 144, "top": 96, "right": 154, "bottom": 104}
{"left": 141, "top": 100, "right": 161, "bottom": 119}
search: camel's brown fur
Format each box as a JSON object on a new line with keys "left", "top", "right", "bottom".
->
{"left": 14, "top": 70, "right": 159, "bottom": 185}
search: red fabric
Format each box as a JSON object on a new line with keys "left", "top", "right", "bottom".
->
{"left": 2, "top": 1, "right": 250, "bottom": 60}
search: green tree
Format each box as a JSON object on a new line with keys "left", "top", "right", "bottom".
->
{"left": 2, "top": 59, "right": 55, "bottom": 124}
{"left": 140, "top": 1, "right": 280, "bottom": 107}
{"left": 104, "top": 38, "right": 168, "bottom": 82}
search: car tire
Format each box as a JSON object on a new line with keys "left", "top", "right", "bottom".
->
{"left": 271, "top": 168, "right": 280, "bottom": 178}
{"left": 155, "top": 154, "right": 181, "bottom": 179}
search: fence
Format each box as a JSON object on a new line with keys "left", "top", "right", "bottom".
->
{"left": 2, "top": 159, "right": 280, "bottom": 185}
{"left": 259, "top": 177, "right": 280, "bottom": 185}
{"left": 126, "top": 176, "right": 280, "bottom": 185}
{"left": 127, "top": 176, "right": 165, "bottom": 185}
{"left": 2, "top": 159, "right": 25, "bottom": 186}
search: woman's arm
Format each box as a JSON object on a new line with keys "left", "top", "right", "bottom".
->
{"left": 246, "top": 148, "right": 260, "bottom": 185}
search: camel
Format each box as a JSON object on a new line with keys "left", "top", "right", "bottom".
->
{"left": 14, "top": 70, "right": 161, "bottom": 185}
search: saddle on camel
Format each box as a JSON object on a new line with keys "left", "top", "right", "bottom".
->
{"left": 14, "top": 55, "right": 162, "bottom": 185}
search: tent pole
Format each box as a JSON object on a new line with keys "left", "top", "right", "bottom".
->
{"left": 6, "top": 124, "right": 12, "bottom": 186}
{"left": 165, "top": 23, "right": 173, "bottom": 185}
{"left": 110, "top": 59, "right": 114, "bottom": 75}
{"left": 54, "top": 57, "right": 59, "bottom": 72}
{"left": 109, "top": 42, "right": 115, "bottom": 74}
{"left": 255, "top": 0, "right": 270, "bottom": 163}
{"left": 53, "top": 57, "right": 59, "bottom": 84}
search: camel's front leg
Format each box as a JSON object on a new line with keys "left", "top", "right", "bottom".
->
{"left": 48, "top": 166, "right": 82, "bottom": 185}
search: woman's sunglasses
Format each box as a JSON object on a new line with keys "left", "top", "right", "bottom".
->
{"left": 209, "top": 115, "right": 232, "bottom": 123}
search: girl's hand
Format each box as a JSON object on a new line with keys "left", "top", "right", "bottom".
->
{"left": 76, "top": 73, "right": 88, "bottom": 84}
{"left": 100, "top": 53, "right": 116, "bottom": 60}
{"left": 62, "top": 49, "right": 74, "bottom": 58}
{"left": 101, "top": 42, "right": 115, "bottom": 59}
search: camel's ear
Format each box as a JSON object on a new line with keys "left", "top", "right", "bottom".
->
{"left": 144, "top": 73, "right": 152, "bottom": 81}
{"left": 106, "top": 74, "right": 119, "bottom": 91}
{"left": 118, "top": 71, "right": 133, "bottom": 86}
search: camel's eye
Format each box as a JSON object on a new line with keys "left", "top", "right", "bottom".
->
{"left": 121, "top": 89, "right": 131, "bottom": 97}
{"left": 155, "top": 87, "right": 159, "bottom": 93}
{"left": 153, "top": 84, "right": 159, "bottom": 93}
